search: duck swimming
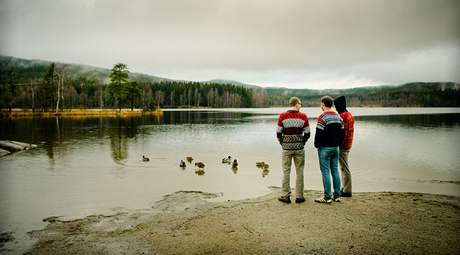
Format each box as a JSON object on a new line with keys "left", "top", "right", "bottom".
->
{"left": 256, "top": 162, "right": 265, "bottom": 168}
{"left": 232, "top": 159, "right": 238, "bottom": 168}
{"left": 142, "top": 155, "right": 150, "bottom": 162}
{"left": 222, "top": 156, "right": 232, "bottom": 164}
{"left": 179, "top": 160, "right": 186, "bottom": 168}
{"left": 195, "top": 162, "right": 205, "bottom": 168}
{"left": 186, "top": 156, "right": 193, "bottom": 163}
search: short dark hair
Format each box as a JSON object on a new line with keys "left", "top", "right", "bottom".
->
{"left": 321, "top": 96, "right": 333, "bottom": 108}
{"left": 289, "top": 97, "right": 301, "bottom": 106}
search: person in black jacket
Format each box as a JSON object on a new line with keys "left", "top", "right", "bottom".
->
{"left": 314, "top": 96, "right": 344, "bottom": 204}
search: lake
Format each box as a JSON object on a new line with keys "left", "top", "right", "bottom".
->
{"left": 0, "top": 107, "right": 460, "bottom": 253}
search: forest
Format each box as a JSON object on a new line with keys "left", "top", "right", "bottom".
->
{"left": 0, "top": 55, "right": 459, "bottom": 111}
{"left": 266, "top": 82, "right": 460, "bottom": 107}
{"left": 0, "top": 56, "right": 269, "bottom": 111}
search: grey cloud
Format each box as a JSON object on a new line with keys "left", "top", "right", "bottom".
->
{"left": 0, "top": 0, "right": 459, "bottom": 88}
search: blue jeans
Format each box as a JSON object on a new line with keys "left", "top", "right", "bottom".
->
{"left": 318, "top": 147, "right": 341, "bottom": 200}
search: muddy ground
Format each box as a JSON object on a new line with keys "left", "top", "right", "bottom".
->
{"left": 25, "top": 188, "right": 460, "bottom": 254}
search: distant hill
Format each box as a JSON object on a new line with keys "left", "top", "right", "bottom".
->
{"left": 0, "top": 55, "right": 168, "bottom": 84}
{"left": 1, "top": 55, "right": 459, "bottom": 108}
{"left": 265, "top": 82, "right": 460, "bottom": 107}
{"left": 206, "top": 79, "right": 262, "bottom": 90}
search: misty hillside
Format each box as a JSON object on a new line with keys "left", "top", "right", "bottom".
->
{"left": 1, "top": 55, "right": 459, "bottom": 108}
{"left": 266, "top": 82, "right": 460, "bottom": 107}
{"left": 0, "top": 55, "right": 168, "bottom": 84}
{"left": 206, "top": 79, "right": 261, "bottom": 90}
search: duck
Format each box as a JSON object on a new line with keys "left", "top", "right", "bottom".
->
{"left": 142, "top": 155, "right": 150, "bottom": 162}
{"left": 256, "top": 162, "right": 265, "bottom": 168}
{"left": 232, "top": 159, "right": 238, "bottom": 168}
{"left": 195, "top": 162, "right": 205, "bottom": 168}
{"left": 186, "top": 156, "right": 193, "bottom": 163}
{"left": 262, "top": 169, "right": 269, "bottom": 178}
{"left": 195, "top": 169, "right": 205, "bottom": 176}
{"left": 263, "top": 163, "right": 270, "bottom": 170}
{"left": 222, "top": 156, "right": 232, "bottom": 164}
{"left": 179, "top": 160, "right": 186, "bottom": 168}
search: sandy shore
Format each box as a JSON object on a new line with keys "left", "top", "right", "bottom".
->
{"left": 25, "top": 188, "right": 460, "bottom": 255}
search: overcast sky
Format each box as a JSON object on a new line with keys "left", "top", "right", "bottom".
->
{"left": 1, "top": 0, "right": 459, "bottom": 89}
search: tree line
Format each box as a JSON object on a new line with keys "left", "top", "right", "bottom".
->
{"left": 0, "top": 62, "right": 270, "bottom": 111}
{"left": 266, "top": 82, "right": 460, "bottom": 107}
{"left": 1, "top": 56, "right": 459, "bottom": 109}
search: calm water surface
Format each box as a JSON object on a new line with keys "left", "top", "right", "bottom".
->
{"left": 0, "top": 107, "right": 459, "bottom": 253}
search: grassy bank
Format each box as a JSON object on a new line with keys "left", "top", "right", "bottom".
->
{"left": 0, "top": 109, "right": 163, "bottom": 118}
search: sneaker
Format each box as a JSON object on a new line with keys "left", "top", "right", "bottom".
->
{"left": 314, "top": 197, "right": 332, "bottom": 204}
{"left": 295, "top": 197, "right": 306, "bottom": 204}
{"left": 278, "top": 196, "right": 291, "bottom": 204}
{"left": 333, "top": 197, "right": 341, "bottom": 202}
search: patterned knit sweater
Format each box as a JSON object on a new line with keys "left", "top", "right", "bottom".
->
{"left": 276, "top": 110, "right": 310, "bottom": 150}
{"left": 314, "top": 111, "right": 344, "bottom": 148}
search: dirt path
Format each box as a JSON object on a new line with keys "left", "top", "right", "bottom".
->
{"left": 26, "top": 188, "right": 460, "bottom": 254}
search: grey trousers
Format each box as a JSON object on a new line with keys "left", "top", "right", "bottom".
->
{"left": 281, "top": 149, "right": 305, "bottom": 198}
{"left": 339, "top": 149, "right": 352, "bottom": 193}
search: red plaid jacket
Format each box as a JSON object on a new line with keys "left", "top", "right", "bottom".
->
{"left": 339, "top": 111, "right": 354, "bottom": 150}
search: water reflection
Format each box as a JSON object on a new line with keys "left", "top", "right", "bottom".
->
{"left": 162, "top": 111, "right": 252, "bottom": 124}
{"left": 262, "top": 168, "right": 269, "bottom": 178}
{"left": 195, "top": 168, "right": 205, "bottom": 176}
{"left": 355, "top": 113, "right": 460, "bottom": 128}
{"left": 231, "top": 166, "right": 238, "bottom": 174}
{"left": 1, "top": 112, "right": 459, "bottom": 166}
{"left": 109, "top": 128, "right": 128, "bottom": 163}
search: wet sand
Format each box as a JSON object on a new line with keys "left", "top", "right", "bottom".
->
{"left": 25, "top": 188, "right": 460, "bottom": 254}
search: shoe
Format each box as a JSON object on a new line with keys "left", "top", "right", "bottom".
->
{"left": 295, "top": 198, "right": 306, "bottom": 204}
{"left": 333, "top": 197, "right": 341, "bottom": 202}
{"left": 341, "top": 192, "right": 352, "bottom": 197}
{"left": 278, "top": 196, "right": 291, "bottom": 204}
{"left": 314, "top": 197, "right": 332, "bottom": 204}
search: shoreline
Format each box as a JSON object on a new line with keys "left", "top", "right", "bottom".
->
{"left": 20, "top": 188, "right": 460, "bottom": 254}
{"left": 0, "top": 109, "right": 163, "bottom": 118}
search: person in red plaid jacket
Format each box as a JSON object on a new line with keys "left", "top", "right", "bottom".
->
{"left": 333, "top": 96, "right": 355, "bottom": 197}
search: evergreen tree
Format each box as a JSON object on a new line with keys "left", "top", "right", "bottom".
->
{"left": 125, "top": 81, "right": 142, "bottom": 111}
{"left": 108, "top": 63, "right": 129, "bottom": 111}
{"left": 40, "top": 63, "right": 56, "bottom": 111}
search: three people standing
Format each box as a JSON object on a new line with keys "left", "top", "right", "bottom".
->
{"left": 277, "top": 95, "right": 354, "bottom": 204}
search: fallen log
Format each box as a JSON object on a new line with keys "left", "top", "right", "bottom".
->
{"left": 0, "top": 148, "right": 10, "bottom": 157}
{"left": 0, "top": 140, "right": 37, "bottom": 154}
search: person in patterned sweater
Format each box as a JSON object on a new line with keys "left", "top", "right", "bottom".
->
{"left": 334, "top": 96, "right": 355, "bottom": 197}
{"left": 314, "top": 96, "right": 344, "bottom": 204}
{"left": 276, "top": 97, "right": 310, "bottom": 204}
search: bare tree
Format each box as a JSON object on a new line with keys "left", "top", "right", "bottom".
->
{"left": 30, "top": 79, "right": 35, "bottom": 112}
{"left": 55, "top": 66, "right": 66, "bottom": 113}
